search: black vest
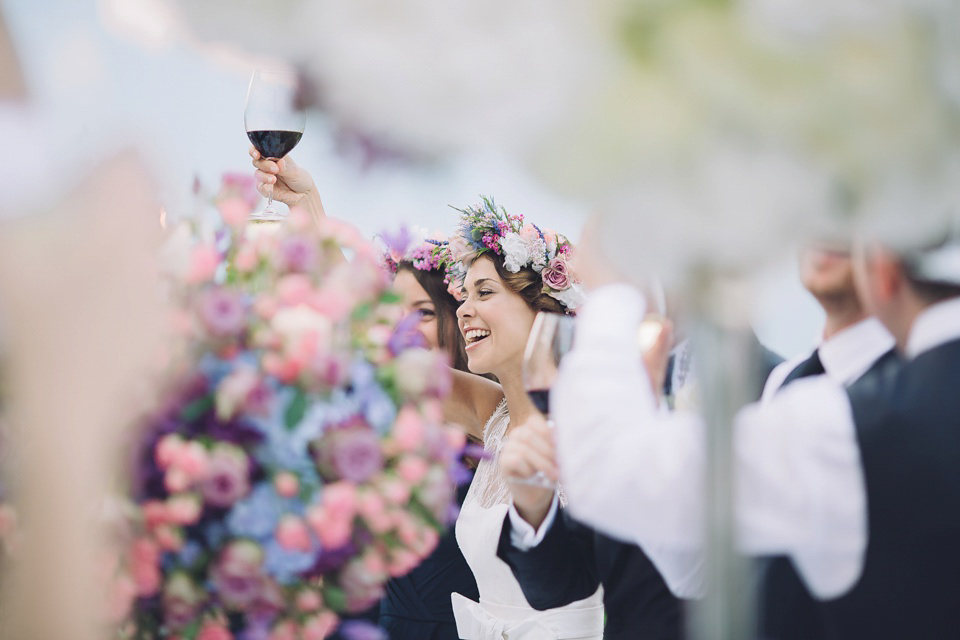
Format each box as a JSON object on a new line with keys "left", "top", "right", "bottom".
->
{"left": 759, "top": 349, "right": 899, "bottom": 640}
{"left": 818, "top": 338, "right": 960, "bottom": 639}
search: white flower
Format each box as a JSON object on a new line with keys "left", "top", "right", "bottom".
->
{"left": 528, "top": 237, "right": 548, "bottom": 273}
{"left": 548, "top": 281, "right": 585, "bottom": 311}
{"left": 499, "top": 233, "right": 532, "bottom": 273}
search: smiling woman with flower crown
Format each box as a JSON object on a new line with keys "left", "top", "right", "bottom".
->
{"left": 436, "top": 197, "right": 603, "bottom": 640}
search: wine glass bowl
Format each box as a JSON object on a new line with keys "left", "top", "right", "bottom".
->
{"left": 244, "top": 69, "right": 306, "bottom": 222}
{"left": 509, "top": 312, "right": 577, "bottom": 489}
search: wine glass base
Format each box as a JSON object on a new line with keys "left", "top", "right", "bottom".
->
{"left": 249, "top": 209, "right": 287, "bottom": 223}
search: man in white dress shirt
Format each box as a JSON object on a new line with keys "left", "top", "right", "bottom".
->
{"left": 756, "top": 246, "right": 896, "bottom": 640}
{"left": 550, "top": 232, "right": 960, "bottom": 639}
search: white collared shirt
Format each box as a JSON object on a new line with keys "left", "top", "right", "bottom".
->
{"left": 761, "top": 317, "right": 895, "bottom": 401}
{"left": 552, "top": 285, "right": 960, "bottom": 601}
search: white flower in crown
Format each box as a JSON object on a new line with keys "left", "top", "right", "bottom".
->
{"left": 499, "top": 232, "right": 534, "bottom": 273}
{"left": 550, "top": 281, "right": 585, "bottom": 311}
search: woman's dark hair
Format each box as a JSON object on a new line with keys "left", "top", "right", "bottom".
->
{"left": 397, "top": 262, "right": 470, "bottom": 372}
{"left": 465, "top": 253, "right": 568, "bottom": 315}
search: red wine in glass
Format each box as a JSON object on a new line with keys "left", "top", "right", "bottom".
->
{"left": 247, "top": 130, "right": 303, "bottom": 160}
{"left": 510, "top": 312, "right": 576, "bottom": 489}
{"left": 526, "top": 388, "right": 551, "bottom": 415}
{"left": 244, "top": 69, "right": 306, "bottom": 223}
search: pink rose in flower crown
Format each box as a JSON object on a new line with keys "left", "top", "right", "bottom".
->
{"left": 211, "top": 540, "right": 266, "bottom": 611}
{"left": 542, "top": 254, "right": 573, "bottom": 291}
{"left": 201, "top": 444, "right": 251, "bottom": 508}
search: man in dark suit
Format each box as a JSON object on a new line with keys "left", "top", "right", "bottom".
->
{"left": 756, "top": 246, "right": 896, "bottom": 640}
{"left": 495, "top": 323, "right": 782, "bottom": 640}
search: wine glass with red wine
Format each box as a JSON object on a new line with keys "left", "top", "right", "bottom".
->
{"left": 509, "top": 312, "right": 576, "bottom": 489}
{"left": 244, "top": 69, "right": 306, "bottom": 222}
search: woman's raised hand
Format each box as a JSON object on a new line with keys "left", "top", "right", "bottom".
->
{"left": 250, "top": 146, "right": 316, "bottom": 207}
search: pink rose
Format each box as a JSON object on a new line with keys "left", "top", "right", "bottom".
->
{"left": 234, "top": 245, "right": 259, "bottom": 273}
{"left": 392, "top": 407, "right": 425, "bottom": 452}
{"left": 276, "top": 274, "right": 314, "bottom": 306}
{"left": 166, "top": 493, "right": 202, "bottom": 526}
{"left": 216, "top": 367, "right": 260, "bottom": 420}
{"left": 130, "top": 538, "right": 162, "bottom": 596}
{"left": 201, "top": 444, "right": 251, "bottom": 508}
{"left": 302, "top": 612, "right": 339, "bottom": 640}
{"left": 154, "top": 524, "right": 184, "bottom": 552}
{"left": 542, "top": 255, "right": 572, "bottom": 291}
{"left": 397, "top": 456, "right": 429, "bottom": 484}
{"left": 274, "top": 472, "right": 300, "bottom": 498}
{"left": 276, "top": 515, "right": 313, "bottom": 552}
{"left": 306, "top": 505, "right": 352, "bottom": 549}
{"left": 163, "top": 572, "right": 206, "bottom": 630}
{"left": 295, "top": 589, "right": 323, "bottom": 613}
{"left": 268, "top": 620, "right": 298, "bottom": 640}
{"left": 211, "top": 540, "right": 265, "bottom": 611}
{"left": 217, "top": 196, "right": 251, "bottom": 229}
{"left": 197, "top": 619, "right": 234, "bottom": 640}
{"left": 187, "top": 245, "right": 220, "bottom": 284}
{"left": 339, "top": 558, "right": 386, "bottom": 613}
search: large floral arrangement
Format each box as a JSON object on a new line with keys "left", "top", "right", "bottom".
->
{"left": 124, "top": 185, "right": 465, "bottom": 639}
{"left": 439, "top": 196, "right": 584, "bottom": 312}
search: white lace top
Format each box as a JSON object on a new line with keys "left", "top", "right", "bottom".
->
{"left": 453, "top": 399, "right": 604, "bottom": 639}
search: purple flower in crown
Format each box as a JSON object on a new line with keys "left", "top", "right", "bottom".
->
{"left": 198, "top": 288, "right": 247, "bottom": 337}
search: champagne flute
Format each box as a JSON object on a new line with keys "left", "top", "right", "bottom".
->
{"left": 244, "top": 69, "right": 306, "bottom": 223}
{"left": 638, "top": 277, "right": 668, "bottom": 352}
{"left": 509, "top": 312, "right": 577, "bottom": 489}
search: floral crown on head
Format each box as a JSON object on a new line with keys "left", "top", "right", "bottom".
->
{"left": 377, "top": 226, "right": 463, "bottom": 300}
{"left": 437, "top": 196, "right": 584, "bottom": 311}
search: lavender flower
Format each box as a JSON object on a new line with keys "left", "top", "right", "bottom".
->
{"left": 198, "top": 288, "right": 247, "bottom": 337}
{"left": 316, "top": 426, "right": 384, "bottom": 483}
{"left": 201, "top": 444, "right": 251, "bottom": 508}
{"left": 339, "top": 620, "right": 388, "bottom": 640}
{"left": 278, "top": 235, "right": 317, "bottom": 273}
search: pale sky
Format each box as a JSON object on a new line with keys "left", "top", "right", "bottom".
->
{"left": 1, "top": 0, "right": 823, "bottom": 358}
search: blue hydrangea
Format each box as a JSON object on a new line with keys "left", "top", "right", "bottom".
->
{"left": 203, "top": 521, "right": 229, "bottom": 548}
{"left": 264, "top": 538, "right": 318, "bottom": 585}
{"left": 176, "top": 540, "right": 204, "bottom": 567}
{"left": 226, "top": 484, "right": 284, "bottom": 540}
{"left": 362, "top": 385, "right": 397, "bottom": 435}
{"left": 350, "top": 359, "right": 376, "bottom": 390}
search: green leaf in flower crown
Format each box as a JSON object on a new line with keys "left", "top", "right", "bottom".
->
{"left": 181, "top": 394, "right": 214, "bottom": 423}
{"left": 285, "top": 387, "right": 308, "bottom": 430}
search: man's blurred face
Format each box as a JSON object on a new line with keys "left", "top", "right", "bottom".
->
{"left": 799, "top": 245, "right": 857, "bottom": 303}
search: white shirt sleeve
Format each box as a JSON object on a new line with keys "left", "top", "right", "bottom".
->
{"left": 507, "top": 493, "right": 560, "bottom": 551}
{"left": 553, "top": 284, "right": 868, "bottom": 600}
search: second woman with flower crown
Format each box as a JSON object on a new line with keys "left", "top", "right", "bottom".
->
{"left": 438, "top": 198, "right": 603, "bottom": 640}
